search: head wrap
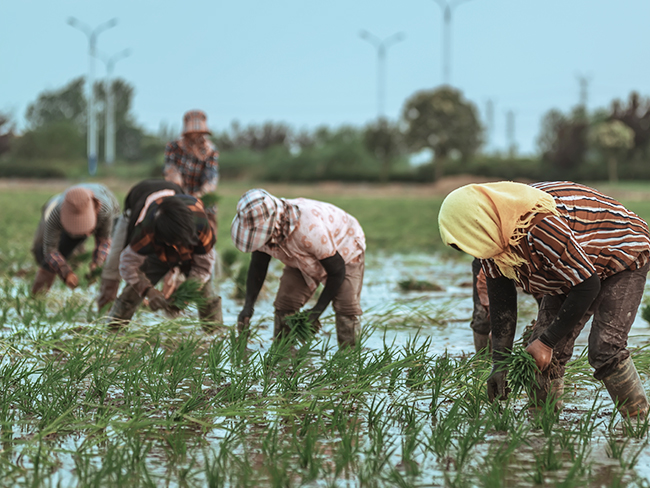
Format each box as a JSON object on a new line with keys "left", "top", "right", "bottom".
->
{"left": 178, "top": 110, "right": 216, "bottom": 160}
{"left": 231, "top": 189, "right": 300, "bottom": 253}
{"left": 438, "top": 181, "right": 558, "bottom": 280}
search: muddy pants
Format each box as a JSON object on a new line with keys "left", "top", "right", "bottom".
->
{"left": 273, "top": 256, "right": 364, "bottom": 345}
{"left": 31, "top": 216, "right": 86, "bottom": 270}
{"left": 108, "top": 254, "right": 220, "bottom": 328}
{"left": 528, "top": 261, "right": 650, "bottom": 381}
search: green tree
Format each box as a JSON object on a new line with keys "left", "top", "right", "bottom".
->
{"left": 363, "top": 118, "right": 403, "bottom": 183}
{"left": 402, "top": 86, "right": 483, "bottom": 181}
{"left": 0, "top": 113, "right": 13, "bottom": 157}
{"left": 537, "top": 107, "right": 589, "bottom": 176}
{"left": 589, "top": 120, "right": 635, "bottom": 182}
{"left": 25, "top": 77, "right": 86, "bottom": 130}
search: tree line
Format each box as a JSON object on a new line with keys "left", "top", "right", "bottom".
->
{"left": 1, "top": 77, "right": 649, "bottom": 182}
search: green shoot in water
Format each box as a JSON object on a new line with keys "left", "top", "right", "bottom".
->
{"left": 200, "top": 192, "right": 220, "bottom": 207}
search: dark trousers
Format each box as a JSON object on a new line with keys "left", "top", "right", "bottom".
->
{"left": 528, "top": 261, "right": 650, "bottom": 381}
{"left": 31, "top": 217, "right": 86, "bottom": 270}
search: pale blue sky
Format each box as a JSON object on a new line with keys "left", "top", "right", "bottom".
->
{"left": 1, "top": 0, "right": 648, "bottom": 155}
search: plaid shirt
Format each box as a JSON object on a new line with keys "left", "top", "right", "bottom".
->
{"left": 129, "top": 194, "right": 215, "bottom": 264}
{"left": 163, "top": 140, "right": 219, "bottom": 195}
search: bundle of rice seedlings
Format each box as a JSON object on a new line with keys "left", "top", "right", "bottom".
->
{"left": 502, "top": 346, "right": 540, "bottom": 398}
{"left": 397, "top": 278, "right": 443, "bottom": 292}
{"left": 285, "top": 311, "right": 320, "bottom": 343}
{"left": 200, "top": 192, "right": 220, "bottom": 207}
{"left": 169, "top": 279, "right": 208, "bottom": 311}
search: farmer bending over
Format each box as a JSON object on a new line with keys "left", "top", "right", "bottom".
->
{"left": 106, "top": 190, "right": 221, "bottom": 331}
{"left": 97, "top": 179, "right": 189, "bottom": 310}
{"left": 439, "top": 181, "right": 650, "bottom": 418}
{"left": 231, "top": 189, "right": 366, "bottom": 348}
{"left": 31, "top": 183, "right": 120, "bottom": 296}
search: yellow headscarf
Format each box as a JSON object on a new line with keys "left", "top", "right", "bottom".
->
{"left": 438, "top": 181, "right": 558, "bottom": 280}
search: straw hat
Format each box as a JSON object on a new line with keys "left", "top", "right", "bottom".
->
{"left": 231, "top": 189, "right": 280, "bottom": 253}
{"left": 182, "top": 110, "right": 211, "bottom": 135}
{"left": 60, "top": 187, "right": 97, "bottom": 236}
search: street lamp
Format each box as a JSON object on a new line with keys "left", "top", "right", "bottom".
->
{"left": 359, "top": 30, "right": 405, "bottom": 119}
{"left": 98, "top": 49, "right": 131, "bottom": 164}
{"left": 432, "top": 0, "right": 476, "bottom": 86}
{"left": 67, "top": 16, "right": 118, "bottom": 175}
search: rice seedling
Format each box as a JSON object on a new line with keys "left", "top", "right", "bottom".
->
{"left": 397, "top": 278, "right": 443, "bottom": 292}
{"left": 168, "top": 279, "right": 208, "bottom": 311}
{"left": 284, "top": 310, "right": 320, "bottom": 343}
{"left": 500, "top": 345, "right": 540, "bottom": 399}
{"left": 199, "top": 192, "right": 220, "bottom": 207}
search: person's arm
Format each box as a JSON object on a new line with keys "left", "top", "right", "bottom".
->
{"left": 527, "top": 273, "right": 600, "bottom": 370}
{"left": 486, "top": 274, "right": 518, "bottom": 402}
{"left": 309, "top": 251, "right": 346, "bottom": 317}
{"left": 163, "top": 142, "right": 184, "bottom": 187}
{"left": 238, "top": 251, "right": 272, "bottom": 325}
{"left": 188, "top": 248, "right": 216, "bottom": 285}
{"left": 197, "top": 152, "right": 219, "bottom": 197}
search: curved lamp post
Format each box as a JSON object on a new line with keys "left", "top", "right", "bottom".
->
{"left": 67, "top": 16, "right": 118, "bottom": 175}
{"left": 359, "top": 30, "right": 405, "bottom": 118}
{"left": 98, "top": 49, "right": 131, "bottom": 164}
{"left": 432, "top": 0, "right": 475, "bottom": 86}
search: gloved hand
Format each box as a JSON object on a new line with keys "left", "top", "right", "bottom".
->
{"left": 305, "top": 308, "right": 322, "bottom": 333}
{"left": 97, "top": 278, "right": 120, "bottom": 310}
{"left": 146, "top": 288, "right": 169, "bottom": 312}
{"left": 487, "top": 364, "right": 509, "bottom": 402}
{"left": 526, "top": 339, "right": 553, "bottom": 371}
{"left": 65, "top": 272, "right": 79, "bottom": 289}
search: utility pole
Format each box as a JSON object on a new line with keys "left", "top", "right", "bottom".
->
{"left": 67, "top": 16, "right": 118, "bottom": 175}
{"left": 506, "top": 110, "right": 516, "bottom": 157}
{"left": 98, "top": 49, "right": 131, "bottom": 164}
{"left": 576, "top": 74, "right": 592, "bottom": 110}
{"left": 485, "top": 99, "right": 495, "bottom": 152}
{"left": 432, "top": 0, "right": 477, "bottom": 85}
{"left": 359, "top": 30, "right": 405, "bottom": 118}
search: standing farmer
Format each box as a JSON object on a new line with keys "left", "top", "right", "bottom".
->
{"left": 31, "top": 183, "right": 120, "bottom": 295}
{"left": 106, "top": 191, "right": 221, "bottom": 331}
{"left": 231, "top": 189, "right": 366, "bottom": 348}
{"left": 439, "top": 181, "right": 650, "bottom": 417}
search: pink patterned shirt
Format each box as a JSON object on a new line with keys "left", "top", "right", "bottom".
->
{"left": 259, "top": 198, "right": 365, "bottom": 291}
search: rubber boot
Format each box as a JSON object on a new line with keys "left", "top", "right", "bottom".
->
{"left": 335, "top": 315, "right": 360, "bottom": 348}
{"left": 602, "top": 357, "right": 649, "bottom": 418}
{"left": 473, "top": 331, "right": 491, "bottom": 354}
{"left": 106, "top": 285, "right": 143, "bottom": 331}
{"left": 528, "top": 376, "right": 565, "bottom": 413}
{"left": 31, "top": 267, "right": 56, "bottom": 295}
{"left": 274, "top": 310, "right": 293, "bottom": 340}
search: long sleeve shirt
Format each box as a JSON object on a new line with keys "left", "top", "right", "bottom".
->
{"left": 42, "top": 183, "right": 120, "bottom": 279}
{"left": 163, "top": 140, "right": 219, "bottom": 196}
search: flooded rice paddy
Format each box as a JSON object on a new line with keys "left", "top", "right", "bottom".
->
{"left": 2, "top": 253, "right": 650, "bottom": 486}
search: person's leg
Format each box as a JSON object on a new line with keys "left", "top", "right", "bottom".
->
{"left": 527, "top": 294, "right": 592, "bottom": 408}
{"left": 331, "top": 257, "right": 365, "bottom": 348}
{"left": 470, "top": 258, "right": 491, "bottom": 352}
{"left": 273, "top": 267, "right": 313, "bottom": 339}
{"left": 31, "top": 216, "right": 57, "bottom": 295}
{"left": 589, "top": 263, "right": 649, "bottom": 418}
{"left": 106, "top": 255, "right": 170, "bottom": 329}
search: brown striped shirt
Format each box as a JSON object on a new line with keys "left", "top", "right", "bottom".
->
{"left": 483, "top": 181, "right": 650, "bottom": 295}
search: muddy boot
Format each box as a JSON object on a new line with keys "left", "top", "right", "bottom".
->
{"left": 106, "top": 285, "right": 142, "bottom": 331}
{"left": 336, "top": 315, "right": 360, "bottom": 348}
{"left": 31, "top": 267, "right": 56, "bottom": 295}
{"left": 473, "top": 331, "right": 491, "bottom": 354}
{"left": 199, "top": 296, "right": 223, "bottom": 333}
{"left": 602, "top": 357, "right": 649, "bottom": 419}
{"left": 528, "top": 375, "right": 564, "bottom": 413}
{"left": 274, "top": 310, "right": 293, "bottom": 340}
